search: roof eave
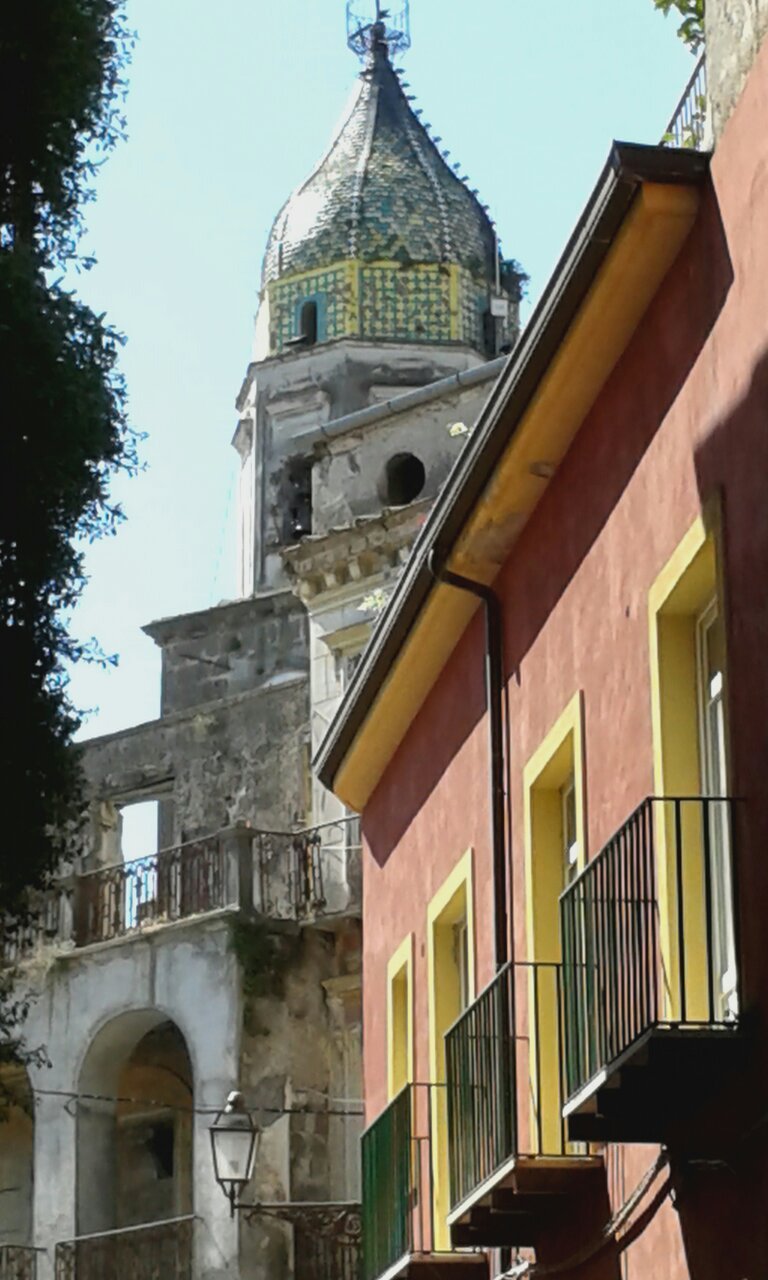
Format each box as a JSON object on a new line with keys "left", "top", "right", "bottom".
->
{"left": 315, "top": 142, "right": 710, "bottom": 807}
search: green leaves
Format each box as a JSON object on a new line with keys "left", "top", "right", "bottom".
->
{"left": 652, "top": 0, "right": 705, "bottom": 53}
{"left": 0, "top": 4, "right": 136, "bottom": 955}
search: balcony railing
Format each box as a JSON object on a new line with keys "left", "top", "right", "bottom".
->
{"left": 560, "top": 796, "right": 739, "bottom": 1109}
{"left": 662, "top": 53, "right": 707, "bottom": 149}
{"left": 254, "top": 819, "right": 362, "bottom": 922}
{"left": 2, "top": 887, "right": 70, "bottom": 965}
{"left": 446, "top": 962, "right": 577, "bottom": 1215}
{"left": 362, "top": 1085, "right": 488, "bottom": 1280}
{"left": 0, "top": 1246, "right": 38, "bottom": 1280}
{"left": 54, "top": 1216, "right": 194, "bottom": 1280}
{"left": 246, "top": 1204, "right": 361, "bottom": 1280}
{"left": 3, "top": 817, "right": 363, "bottom": 952}
{"left": 73, "top": 835, "right": 230, "bottom": 946}
{"left": 361, "top": 1084, "right": 433, "bottom": 1280}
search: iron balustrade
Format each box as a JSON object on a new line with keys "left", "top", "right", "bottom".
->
{"left": 0, "top": 1246, "right": 38, "bottom": 1280}
{"left": 663, "top": 53, "right": 707, "bottom": 149}
{"left": 1, "top": 887, "right": 69, "bottom": 965}
{"left": 246, "top": 1204, "right": 361, "bottom": 1280}
{"left": 253, "top": 819, "right": 362, "bottom": 921}
{"left": 361, "top": 1083, "right": 440, "bottom": 1280}
{"left": 446, "top": 962, "right": 574, "bottom": 1213}
{"left": 560, "top": 796, "right": 738, "bottom": 1104}
{"left": 6, "top": 817, "right": 361, "bottom": 953}
{"left": 73, "top": 836, "right": 228, "bottom": 945}
{"left": 54, "top": 1216, "right": 194, "bottom": 1280}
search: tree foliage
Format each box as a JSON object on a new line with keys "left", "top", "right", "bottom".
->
{"left": 652, "top": 0, "right": 705, "bottom": 53}
{"left": 0, "top": 3, "right": 136, "bottom": 933}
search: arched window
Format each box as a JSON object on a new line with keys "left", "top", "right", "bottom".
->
{"left": 299, "top": 300, "right": 318, "bottom": 346}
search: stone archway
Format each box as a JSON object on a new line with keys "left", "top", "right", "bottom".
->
{"left": 0, "top": 1065, "right": 34, "bottom": 1247}
{"left": 76, "top": 1009, "right": 193, "bottom": 1237}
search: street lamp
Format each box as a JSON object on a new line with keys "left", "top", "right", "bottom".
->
{"left": 209, "top": 1091, "right": 259, "bottom": 1216}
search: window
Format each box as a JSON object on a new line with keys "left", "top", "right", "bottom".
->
{"left": 453, "top": 918, "right": 470, "bottom": 1012}
{"left": 381, "top": 452, "right": 426, "bottom": 506}
{"left": 282, "top": 457, "right": 313, "bottom": 542}
{"left": 387, "top": 936, "right": 413, "bottom": 1099}
{"left": 287, "top": 296, "right": 324, "bottom": 348}
{"left": 300, "top": 300, "right": 318, "bottom": 346}
{"left": 561, "top": 778, "right": 579, "bottom": 889}
{"left": 649, "top": 511, "right": 738, "bottom": 1023}
{"left": 696, "top": 597, "right": 737, "bottom": 1019}
{"left": 523, "top": 693, "right": 586, "bottom": 966}
{"left": 427, "top": 851, "right": 475, "bottom": 1248}
{"left": 523, "top": 694, "right": 586, "bottom": 1154}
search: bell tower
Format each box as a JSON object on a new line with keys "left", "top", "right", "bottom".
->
{"left": 233, "top": 4, "right": 524, "bottom": 597}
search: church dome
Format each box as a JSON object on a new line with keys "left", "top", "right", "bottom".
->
{"left": 258, "top": 20, "right": 522, "bottom": 357}
{"left": 262, "top": 27, "right": 495, "bottom": 287}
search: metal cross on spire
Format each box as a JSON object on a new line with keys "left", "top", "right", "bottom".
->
{"left": 346, "top": 1, "right": 411, "bottom": 59}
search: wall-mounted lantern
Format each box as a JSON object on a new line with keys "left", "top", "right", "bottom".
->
{"left": 209, "top": 1091, "right": 259, "bottom": 1216}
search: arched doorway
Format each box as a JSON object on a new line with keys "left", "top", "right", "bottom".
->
{"left": 0, "top": 1065, "right": 33, "bottom": 1247}
{"left": 76, "top": 1011, "right": 193, "bottom": 1236}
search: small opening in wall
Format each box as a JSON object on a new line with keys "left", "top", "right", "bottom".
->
{"left": 300, "top": 300, "right": 318, "bottom": 346}
{"left": 120, "top": 800, "right": 160, "bottom": 862}
{"left": 382, "top": 452, "right": 426, "bottom": 506}
{"left": 283, "top": 456, "right": 313, "bottom": 541}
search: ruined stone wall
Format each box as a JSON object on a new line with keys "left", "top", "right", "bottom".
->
{"left": 706, "top": 0, "right": 768, "bottom": 135}
{"left": 237, "top": 339, "right": 486, "bottom": 591}
{"left": 312, "top": 378, "right": 493, "bottom": 535}
{"left": 81, "top": 676, "right": 310, "bottom": 858}
{"left": 145, "top": 592, "right": 308, "bottom": 718}
{"left": 235, "top": 919, "right": 362, "bottom": 1280}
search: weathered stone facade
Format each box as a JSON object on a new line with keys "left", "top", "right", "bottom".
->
{"left": 2, "top": 14, "right": 519, "bottom": 1280}
{"left": 706, "top": 0, "right": 768, "bottom": 135}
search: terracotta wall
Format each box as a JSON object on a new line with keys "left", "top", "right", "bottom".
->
{"left": 361, "top": 31, "right": 768, "bottom": 1280}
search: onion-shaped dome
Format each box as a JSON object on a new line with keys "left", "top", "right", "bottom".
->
{"left": 260, "top": 23, "right": 522, "bottom": 355}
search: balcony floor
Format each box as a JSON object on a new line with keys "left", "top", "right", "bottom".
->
{"left": 381, "top": 1251, "right": 489, "bottom": 1280}
{"left": 448, "top": 1155, "right": 604, "bottom": 1249}
{"left": 564, "top": 1023, "right": 746, "bottom": 1147}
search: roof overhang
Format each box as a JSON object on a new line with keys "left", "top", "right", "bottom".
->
{"left": 315, "top": 143, "right": 710, "bottom": 811}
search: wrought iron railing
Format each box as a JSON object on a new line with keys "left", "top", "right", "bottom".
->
{"left": 560, "top": 796, "right": 738, "bottom": 1104}
{"left": 247, "top": 1204, "right": 361, "bottom": 1280}
{"left": 54, "top": 1216, "right": 194, "bottom": 1280}
{"left": 361, "top": 1084, "right": 438, "bottom": 1280}
{"left": 0, "top": 1246, "right": 38, "bottom": 1280}
{"left": 662, "top": 54, "right": 707, "bottom": 149}
{"left": 253, "top": 819, "right": 362, "bottom": 921}
{"left": 73, "top": 835, "right": 228, "bottom": 946}
{"left": 7, "top": 817, "right": 362, "bottom": 952}
{"left": 2, "top": 886, "right": 70, "bottom": 965}
{"left": 446, "top": 961, "right": 573, "bottom": 1212}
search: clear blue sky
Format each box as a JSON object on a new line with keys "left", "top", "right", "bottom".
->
{"left": 68, "top": 0, "right": 694, "bottom": 743}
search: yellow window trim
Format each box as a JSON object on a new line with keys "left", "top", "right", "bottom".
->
{"left": 426, "top": 848, "right": 476, "bottom": 1085}
{"left": 387, "top": 933, "right": 414, "bottom": 1100}
{"left": 648, "top": 504, "right": 725, "bottom": 793}
{"left": 523, "top": 690, "right": 587, "bottom": 965}
{"left": 426, "top": 848, "right": 475, "bottom": 1250}
{"left": 648, "top": 502, "right": 726, "bottom": 1022}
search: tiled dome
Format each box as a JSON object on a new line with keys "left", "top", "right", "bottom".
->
{"left": 261, "top": 25, "right": 497, "bottom": 288}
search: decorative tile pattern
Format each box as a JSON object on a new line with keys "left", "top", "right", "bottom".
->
{"left": 268, "top": 260, "right": 500, "bottom": 352}
{"left": 359, "top": 264, "right": 451, "bottom": 343}
{"left": 270, "top": 266, "right": 352, "bottom": 350}
{"left": 260, "top": 44, "right": 497, "bottom": 295}
{"left": 459, "top": 271, "right": 488, "bottom": 352}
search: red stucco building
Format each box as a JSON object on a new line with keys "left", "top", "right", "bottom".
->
{"left": 318, "top": 24, "right": 768, "bottom": 1280}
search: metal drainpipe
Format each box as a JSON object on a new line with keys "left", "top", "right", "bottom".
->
{"left": 427, "top": 550, "right": 509, "bottom": 972}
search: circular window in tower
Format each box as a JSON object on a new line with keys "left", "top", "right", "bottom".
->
{"left": 381, "top": 452, "right": 426, "bottom": 506}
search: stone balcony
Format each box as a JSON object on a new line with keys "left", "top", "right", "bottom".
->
{"left": 2, "top": 818, "right": 361, "bottom": 962}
